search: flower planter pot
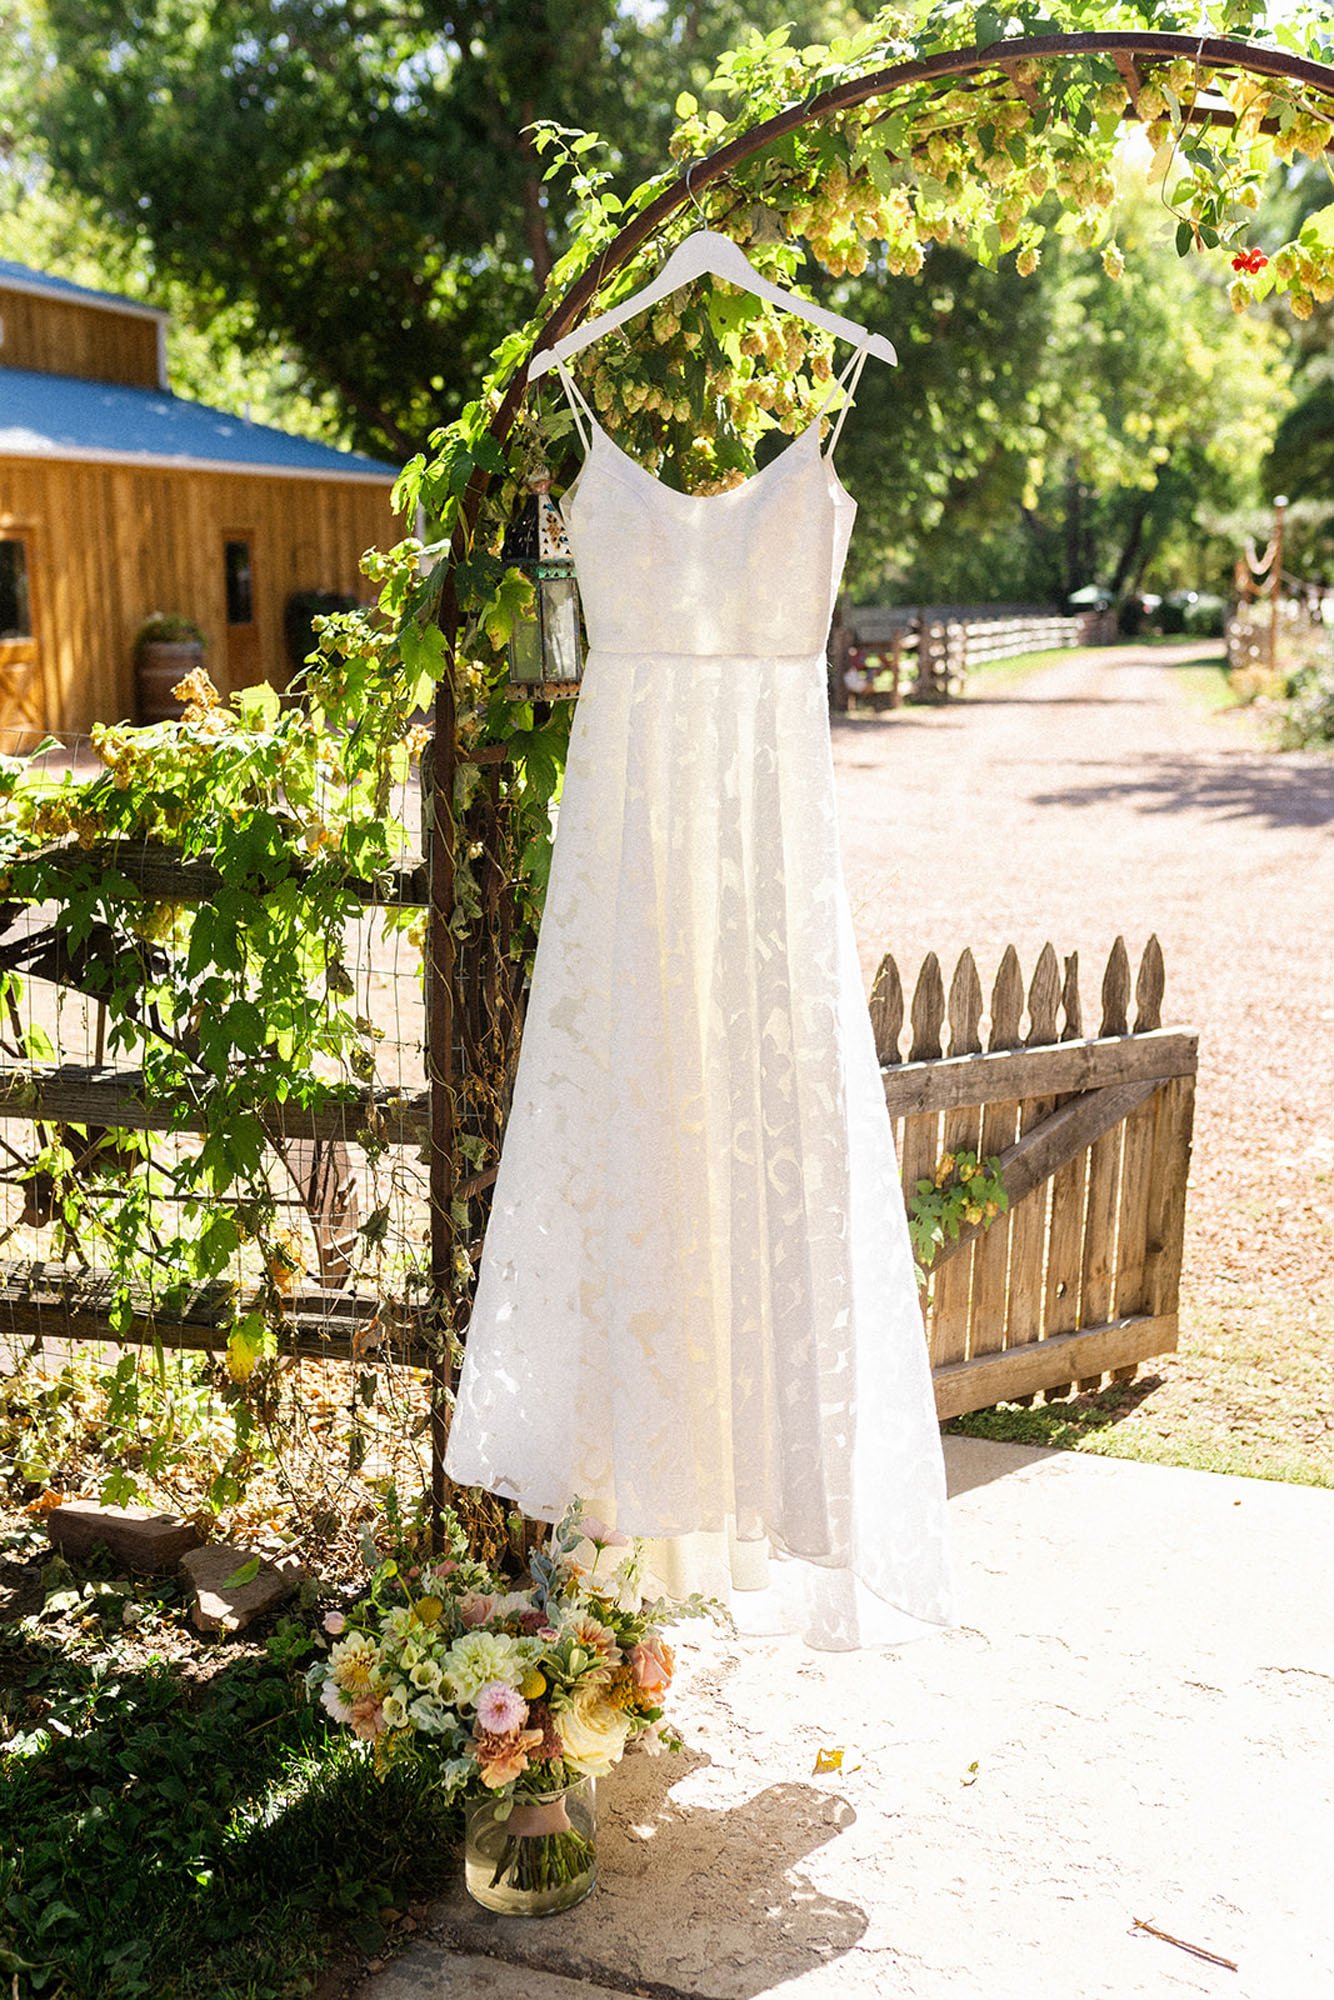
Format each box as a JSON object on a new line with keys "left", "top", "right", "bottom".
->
{"left": 463, "top": 1778, "right": 596, "bottom": 1915}
{"left": 135, "top": 639, "right": 204, "bottom": 724}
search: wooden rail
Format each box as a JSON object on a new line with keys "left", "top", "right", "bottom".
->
{"left": 0, "top": 1065, "right": 428, "bottom": 1144}
{"left": 837, "top": 606, "right": 1105, "bottom": 708}
{"left": 11, "top": 839, "right": 427, "bottom": 908}
{"left": 0, "top": 1262, "right": 430, "bottom": 1364}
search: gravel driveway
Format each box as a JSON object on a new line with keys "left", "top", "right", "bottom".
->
{"left": 831, "top": 641, "right": 1334, "bottom": 1483}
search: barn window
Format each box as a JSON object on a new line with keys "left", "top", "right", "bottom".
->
{"left": 0, "top": 539, "right": 31, "bottom": 640}
{"left": 224, "top": 539, "right": 254, "bottom": 625}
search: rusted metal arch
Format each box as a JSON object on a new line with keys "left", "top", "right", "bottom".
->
{"left": 424, "top": 26, "right": 1334, "bottom": 1520}
{"left": 482, "top": 30, "right": 1334, "bottom": 460}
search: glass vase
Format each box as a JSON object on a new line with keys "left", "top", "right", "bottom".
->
{"left": 463, "top": 1778, "right": 597, "bottom": 1916}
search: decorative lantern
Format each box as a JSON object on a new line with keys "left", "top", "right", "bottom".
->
{"left": 503, "top": 470, "right": 584, "bottom": 697}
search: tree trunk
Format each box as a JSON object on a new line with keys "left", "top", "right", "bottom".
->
{"left": 519, "top": 108, "right": 553, "bottom": 291}
{"left": 1063, "top": 454, "right": 1083, "bottom": 597}
{"left": 1109, "top": 497, "right": 1151, "bottom": 598}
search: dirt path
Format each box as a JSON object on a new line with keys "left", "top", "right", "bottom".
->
{"left": 832, "top": 642, "right": 1334, "bottom": 1483}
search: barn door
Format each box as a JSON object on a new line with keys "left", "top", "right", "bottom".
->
{"left": 0, "top": 531, "right": 47, "bottom": 746}
{"left": 221, "top": 532, "right": 260, "bottom": 689}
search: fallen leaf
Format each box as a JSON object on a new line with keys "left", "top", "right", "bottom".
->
{"left": 961, "top": 1760, "right": 980, "bottom": 1786}
{"left": 219, "top": 1555, "right": 262, "bottom": 1590}
{"left": 813, "top": 1744, "right": 863, "bottom": 1775}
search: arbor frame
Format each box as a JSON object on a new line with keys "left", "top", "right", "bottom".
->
{"left": 425, "top": 28, "right": 1334, "bottom": 1516}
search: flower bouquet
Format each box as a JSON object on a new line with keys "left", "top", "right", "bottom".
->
{"left": 309, "top": 1503, "right": 711, "bottom": 1914}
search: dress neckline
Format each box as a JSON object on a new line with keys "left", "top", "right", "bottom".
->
{"left": 562, "top": 408, "right": 853, "bottom": 522}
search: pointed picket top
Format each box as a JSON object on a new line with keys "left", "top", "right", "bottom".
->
{"left": 989, "top": 944, "right": 1025, "bottom": 1051}
{"left": 1135, "top": 933, "right": 1165, "bottom": 1032}
{"left": 909, "top": 951, "right": 946, "bottom": 1061}
{"left": 869, "top": 953, "right": 904, "bottom": 1063}
{"left": 1026, "top": 942, "right": 1061, "bottom": 1048}
{"left": 1061, "top": 950, "right": 1083, "bottom": 1042}
{"left": 947, "top": 949, "right": 984, "bottom": 1057}
{"left": 1100, "top": 935, "right": 1131, "bottom": 1037}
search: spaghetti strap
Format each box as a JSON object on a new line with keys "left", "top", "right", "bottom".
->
{"left": 817, "top": 344, "right": 869, "bottom": 459}
{"left": 553, "top": 356, "right": 596, "bottom": 454}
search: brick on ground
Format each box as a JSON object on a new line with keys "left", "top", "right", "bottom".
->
{"left": 45, "top": 1499, "right": 204, "bottom": 1574}
{"left": 181, "top": 1542, "right": 304, "bottom": 1634}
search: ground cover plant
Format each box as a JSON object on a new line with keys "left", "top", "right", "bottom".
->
{"left": 0, "top": 1508, "right": 463, "bottom": 1999}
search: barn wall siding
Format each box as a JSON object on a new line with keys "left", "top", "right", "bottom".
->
{"left": 0, "top": 288, "right": 162, "bottom": 389}
{"left": 0, "top": 457, "right": 397, "bottom": 732}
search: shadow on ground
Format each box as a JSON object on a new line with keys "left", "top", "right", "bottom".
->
{"left": 945, "top": 1372, "right": 1168, "bottom": 1458}
{"left": 432, "top": 1746, "right": 869, "bottom": 1998}
{"left": 1031, "top": 752, "right": 1334, "bottom": 830}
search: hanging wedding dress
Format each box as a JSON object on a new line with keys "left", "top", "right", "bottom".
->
{"left": 446, "top": 345, "right": 955, "bottom": 1649}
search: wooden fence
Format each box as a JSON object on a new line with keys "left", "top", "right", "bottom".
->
{"left": 0, "top": 831, "right": 431, "bottom": 1363}
{"left": 834, "top": 605, "right": 1107, "bottom": 708}
{"left": 874, "top": 935, "right": 1197, "bottom": 1418}
{"left": 0, "top": 842, "right": 1196, "bottom": 1431}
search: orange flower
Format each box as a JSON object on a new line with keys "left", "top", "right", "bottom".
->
{"left": 629, "top": 1635, "right": 675, "bottom": 1695}
{"left": 472, "top": 1724, "right": 545, "bottom": 1789}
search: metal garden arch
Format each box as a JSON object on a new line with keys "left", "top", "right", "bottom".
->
{"left": 423, "top": 27, "right": 1334, "bottom": 1515}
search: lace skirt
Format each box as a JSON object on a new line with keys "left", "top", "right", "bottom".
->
{"left": 445, "top": 646, "right": 955, "bottom": 1649}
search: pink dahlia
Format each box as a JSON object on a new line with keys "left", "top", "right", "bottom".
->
{"left": 475, "top": 1680, "right": 529, "bottom": 1734}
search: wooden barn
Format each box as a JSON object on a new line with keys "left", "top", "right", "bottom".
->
{"left": 0, "top": 260, "right": 401, "bottom": 738}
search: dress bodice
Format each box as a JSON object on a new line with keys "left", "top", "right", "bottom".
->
{"left": 557, "top": 386, "right": 858, "bottom": 661}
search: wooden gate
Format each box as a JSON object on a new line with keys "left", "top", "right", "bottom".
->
{"left": 873, "top": 936, "right": 1197, "bottom": 1419}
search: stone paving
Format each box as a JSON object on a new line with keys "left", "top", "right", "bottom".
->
{"left": 357, "top": 1435, "right": 1334, "bottom": 2000}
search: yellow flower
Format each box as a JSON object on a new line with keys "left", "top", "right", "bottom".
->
{"left": 520, "top": 1668, "right": 547, "bottom": 1699}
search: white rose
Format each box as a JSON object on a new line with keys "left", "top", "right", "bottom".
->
{"left": 556, "top": 1677, "right": 632, "bottom": 1778}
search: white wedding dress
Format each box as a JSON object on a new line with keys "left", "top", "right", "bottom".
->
{"left": 446, "top": 348, "right": 955, "bottom": 1649}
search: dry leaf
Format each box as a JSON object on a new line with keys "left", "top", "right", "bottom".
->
{"left": 813, "top": 1744, "right": 863, "bottom": 1775}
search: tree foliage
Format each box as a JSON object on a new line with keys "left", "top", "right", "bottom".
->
{"left": 833, "top": 186, "right": 1291, "bottom": 604}
{"left": 11, "top": 0, "right": 848, "bottom": 455}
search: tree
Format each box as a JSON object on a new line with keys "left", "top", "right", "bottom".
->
{"left": 9, "top": 0, "right": 849, "bottom": 456}
{"left": 832, "top": 188, "right": 1292, "bottom": 604}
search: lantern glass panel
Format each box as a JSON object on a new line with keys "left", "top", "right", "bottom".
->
{"left": 542, "top": 576, "right": 582, "bottom": 683}
{"left": 508, "top": 609, "right": 544, "bottom": 685}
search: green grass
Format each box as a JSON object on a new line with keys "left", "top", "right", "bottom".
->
{"left": 0, "top": 1561, "right": 459, "bottom": 1999}
{"left": 947, "top": 1397, "right": 1333, "bottom": 1485}
{"left": 1158, "top": 647, "right": 1235, "bottom": 711}
{"left": 962, "top": 644, "right": 1084, "bottom": 688}
{"left": 946, "top": 1355, "right": 1334, "bottom": 1490}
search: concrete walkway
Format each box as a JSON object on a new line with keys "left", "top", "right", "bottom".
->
{"left": 356, "top": 1436, "right": 1333, "bottom": 2000}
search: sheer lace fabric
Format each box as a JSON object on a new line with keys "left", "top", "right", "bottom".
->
{"left": 446, "top": 369, "right": 956, "bottom": 1649}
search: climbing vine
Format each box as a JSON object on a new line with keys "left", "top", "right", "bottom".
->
{"left": 382, "top": 5, "right": 1334, "bottom": 1350}
{"left": 1, "top": 1, "right": 1332, "bottom": 1527}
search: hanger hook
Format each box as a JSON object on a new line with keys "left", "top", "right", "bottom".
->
{"left": 684, "top": 163, "right": 708, "bottom": 224}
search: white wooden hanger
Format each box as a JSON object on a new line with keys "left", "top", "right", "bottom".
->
{"left": 528, "top": 227, "right": 896, "bottom": 380}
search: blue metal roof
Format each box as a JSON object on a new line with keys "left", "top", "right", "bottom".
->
{"left": 0, "top": 367, "right": 399, "bottom": 480}
{"left": 0, "top": 258, "right": 165, "bottom": 319}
